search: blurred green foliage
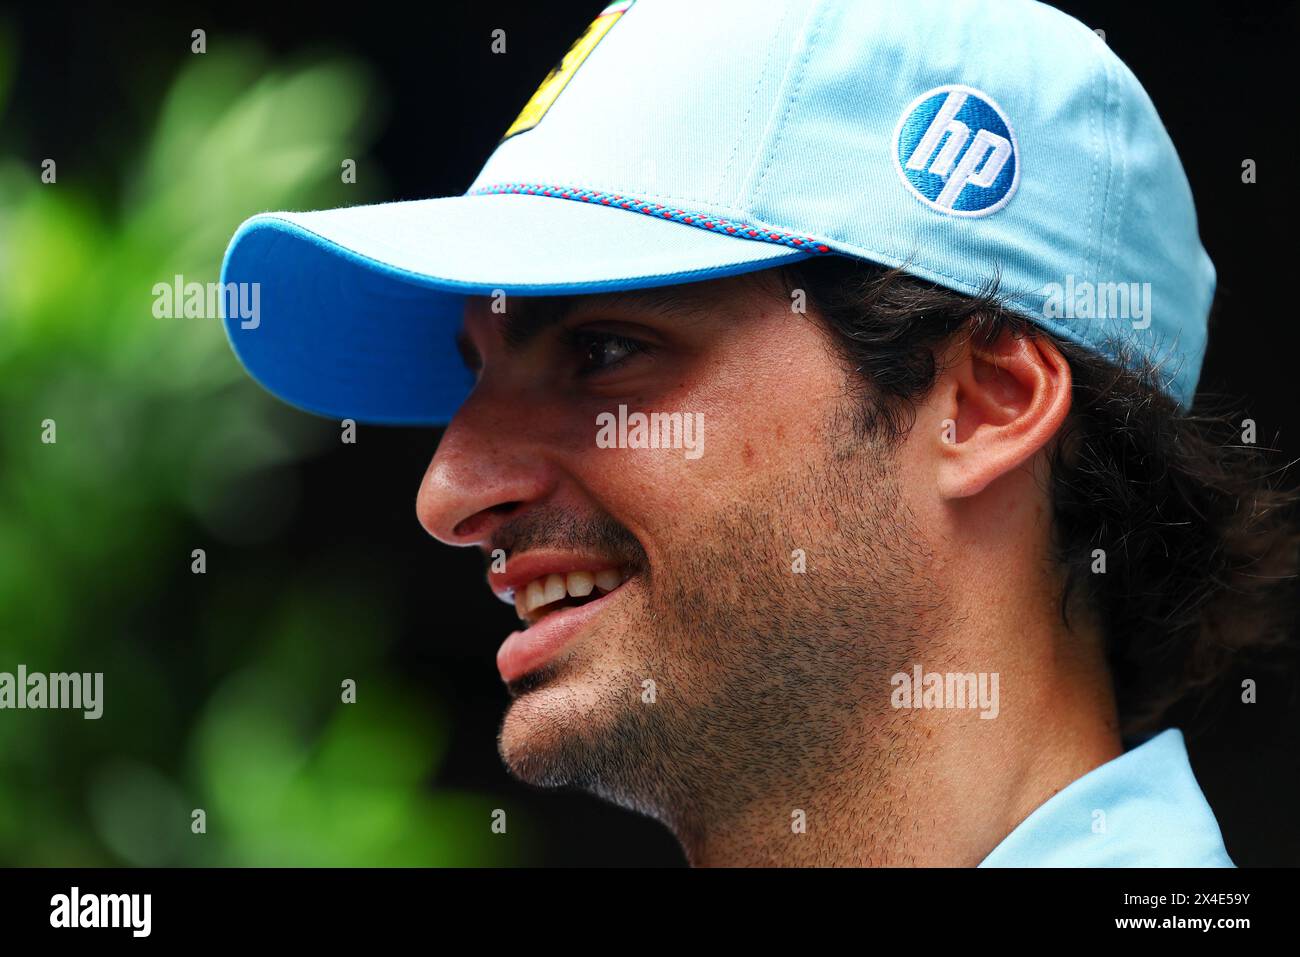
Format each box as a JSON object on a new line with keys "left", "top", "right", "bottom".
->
{"left": 0, "top": 33, "right": 518, "bottom": 865}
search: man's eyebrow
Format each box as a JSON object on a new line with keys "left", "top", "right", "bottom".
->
{"left": 456, "top": 286, "right": 712, "bottom": 369}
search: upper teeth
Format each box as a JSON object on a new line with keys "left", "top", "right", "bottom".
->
{"left": 515, "top": 568, "right": 624, "bottom": 620}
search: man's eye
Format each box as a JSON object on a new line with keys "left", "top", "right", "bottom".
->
{"left": 572, "top": 331, "right": 648, "bottom": 374}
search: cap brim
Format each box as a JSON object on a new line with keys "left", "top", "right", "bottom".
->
{"left": 220, "top": 193, "right": 812, "bottom": 426}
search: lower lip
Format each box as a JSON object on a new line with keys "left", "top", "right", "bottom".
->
{"left": 497, "top": 582, "right": 628, "bottom": 683}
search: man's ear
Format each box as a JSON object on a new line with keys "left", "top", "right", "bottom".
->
{"left": 933, "top": 326, "right": 1072, "bottom": 499}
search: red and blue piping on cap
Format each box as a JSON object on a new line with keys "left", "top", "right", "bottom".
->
{"left": 466, "top": 183, "right": 833, "bottom": 255}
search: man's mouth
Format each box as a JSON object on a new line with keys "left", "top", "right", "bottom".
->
{"left": 512, "top": 567, "right": 628, "bottom": 626}
{"left": 489, "top": 555, "right": 636, "bottom": 683}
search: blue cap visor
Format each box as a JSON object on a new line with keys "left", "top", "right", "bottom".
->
{"left": 220, "top": 193, "right": 811, "bottom": 425}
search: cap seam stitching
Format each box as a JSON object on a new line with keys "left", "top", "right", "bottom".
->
{"left": 1105, "top": 54, "right": 1128, "bottom": 290}
{"left": 1085, "top": 48, "right": 1101, "bottom": 288}
{"left": 741, "top": 0, "right": 825, "bottom": 211}
{"left": 1096, "top": 49, "right": 1115, "bottom": 284}
{"left": 713, "top": 2, "right": 799, "bottom": 203}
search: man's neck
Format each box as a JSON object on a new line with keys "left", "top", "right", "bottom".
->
{"left": 678, "top": 628, "right": 1123, "bottom": 867}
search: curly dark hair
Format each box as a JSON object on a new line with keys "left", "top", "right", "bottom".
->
{"left": 763, "top": 254, "right": 1300, "bottom": 735}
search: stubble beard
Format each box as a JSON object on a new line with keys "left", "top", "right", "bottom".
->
{"left": 497, "top": 413, "right": 944, "bottom": 860}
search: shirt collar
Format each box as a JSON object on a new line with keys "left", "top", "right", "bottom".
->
{"left": 978, "top": 728, "right": 1235, "bottom": 867}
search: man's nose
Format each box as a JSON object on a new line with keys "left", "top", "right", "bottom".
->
{"left": 416, "top": 393, "right": 557, "bottom": 548}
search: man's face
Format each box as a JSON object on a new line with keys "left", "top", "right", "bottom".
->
{"left": 416, "top": 271, "right": 939, "bottom": 831}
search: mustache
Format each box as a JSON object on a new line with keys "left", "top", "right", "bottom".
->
{"left": 487, "top": 509, "right": 648, "bottom": 571}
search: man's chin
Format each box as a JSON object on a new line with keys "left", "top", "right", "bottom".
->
{"left": 496, "top": 655, "right": 623, "bottom": 788}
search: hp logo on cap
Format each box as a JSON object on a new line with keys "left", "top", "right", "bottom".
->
{"left": 894, "top": 85, "right": 1020, "bottom": 216}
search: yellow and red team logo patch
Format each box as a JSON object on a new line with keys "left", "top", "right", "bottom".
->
{"left": 502, "top": 0, "right": 635, "bottom": 140}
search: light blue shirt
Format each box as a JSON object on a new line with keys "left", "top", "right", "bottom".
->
{"left": 979, "top": 728, "right": 1235, "bottom": 866}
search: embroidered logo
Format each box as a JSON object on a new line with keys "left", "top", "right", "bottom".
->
{"left": 893, "top": 85, "right": 1019, "bottom": 216}
{"left": 501, "top": 0, "right": 635, "bottom": 141}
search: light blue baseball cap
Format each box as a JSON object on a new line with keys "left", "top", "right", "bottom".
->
{"left": 220, "top": 0, "right": 1213, "bottom": 424}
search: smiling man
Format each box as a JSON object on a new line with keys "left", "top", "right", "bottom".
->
{"left": 424, "top": 267, "right": 1109, "bottom": 867}
{"left": 221, "top": 0, "right": 1298, "bottom": 866}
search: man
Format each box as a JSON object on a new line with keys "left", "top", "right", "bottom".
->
{"left": 221, "top": 0, "right": 1298, "bottom": 865}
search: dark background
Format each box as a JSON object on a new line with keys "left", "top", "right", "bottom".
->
{"left": 4, "top": 0, "right": 1298, "bottom": 865}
